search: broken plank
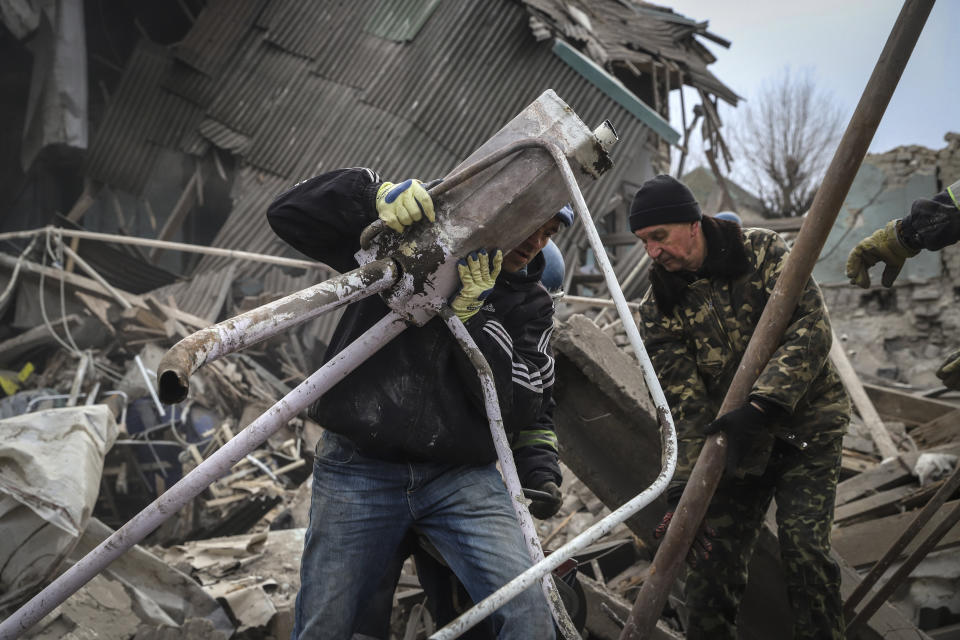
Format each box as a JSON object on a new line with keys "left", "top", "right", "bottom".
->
{"left": 834, "top": 483, "right": 932, "bottom": 526}
{"left": 836, "top": 454, "right": 920, "bottom": 507}
{"left": 863, "top": 382, "right": 957, "bottom": 426}
{"left": 910, "top": 409, "right": 960, "bottom": 449}
{"left": 832, "top": 498, "right": 960, "bottom": 568}
{"left": 0, "top": 315, "right": 81, "bottom": 366}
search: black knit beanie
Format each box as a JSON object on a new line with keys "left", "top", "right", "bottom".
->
{"left": 629, "top": 174, "right": 702, "bottom": 232}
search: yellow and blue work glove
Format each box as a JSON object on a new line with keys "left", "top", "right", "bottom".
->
{"left": 375, "top": 179, "right": 435, "bottom": 233}
{"left": 450, "top": 249, "right": 502, "bottom": 322}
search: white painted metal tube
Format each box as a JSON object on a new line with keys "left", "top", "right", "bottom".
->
{"left": 440, "top": 308, "right": 580, "bottom": 640}
{"left": 430, "top": 140, "right": 677, "bottom": 640}
{"left": 0, "top": 311, "right": 409, "bottom": 640}
{"left": 0, "top": 226, "right": 327, "bottom": 272}
{"left": 156, "top": 258, "right": 398, "bottom": 404}
{"left": 134, "top": 354, "right": 166, "bottom": 418}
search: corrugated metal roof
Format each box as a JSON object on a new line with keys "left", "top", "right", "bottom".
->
{"left": 89, "top": 0, "right": 740, "bottom": 343}
{"left": 364, "top": 0, "right": 442, "bottom": 43}
{"left": 198, "top": 118, "right": 251, "bottom": 153}
{"left": 174, "top": 0, "right": 268, "bottom": 77}
{"left": 87, "top": 41, "right": 201, "bottom": 196}
{"left": 204, "top": 33, "right": 310, "bottom": 136}
{"left": 258, "top": 0, "right": 332, "bottom": 60}
{"left": 187, "top": 0, "right": 658, "bottom": 274}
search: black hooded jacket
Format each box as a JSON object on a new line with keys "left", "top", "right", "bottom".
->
{"left": 267, "top": 168, "right": 560, "bottom": 482}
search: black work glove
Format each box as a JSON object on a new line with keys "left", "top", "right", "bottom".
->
{"left": 703, "top": 398, "right": 776, "bottom": 476}
{"left": 524, "top": 481, "right": 562, "bottom": 520}
{"left": 900, "top": 189, "right": 960, "bottom": 252}
{"left": 653, "top": 485, "right": 714, "bottom": 567}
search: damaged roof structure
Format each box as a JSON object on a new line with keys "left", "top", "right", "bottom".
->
{"left": 1, "top": 0, "right": 959, "bottom": 639}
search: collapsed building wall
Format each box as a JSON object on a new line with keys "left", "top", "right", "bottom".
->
{"left": 817, "top": 133, "right": 960, "bottom": 390}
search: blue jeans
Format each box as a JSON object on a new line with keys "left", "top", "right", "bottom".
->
{"left": 292, "top": 432, "right": 555, "bottom": 640}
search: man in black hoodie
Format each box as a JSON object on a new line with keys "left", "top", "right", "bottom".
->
{"left": 267, "top": 168, "right": 570, "bottom": 640}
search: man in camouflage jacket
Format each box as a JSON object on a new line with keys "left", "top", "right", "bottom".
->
{"left": 631, "top": 175, "right": 851, "bottom": 640}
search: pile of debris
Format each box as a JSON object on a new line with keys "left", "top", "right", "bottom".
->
{"left": 0, "top": 231, "right": 329, "bottom": 638}
{"left": 1, "top": 221, "right": 959, "bottom": 640}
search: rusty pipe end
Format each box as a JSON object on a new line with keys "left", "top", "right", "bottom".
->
{"left": 157, "top": 344, "right": 194, "bottom": 404}
{"left": 158, "top": 368, "right": 189, "bottom": 405}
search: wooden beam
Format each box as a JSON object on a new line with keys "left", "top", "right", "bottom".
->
{"left": 830, "top": 334, "right": 899, "bottom": 459}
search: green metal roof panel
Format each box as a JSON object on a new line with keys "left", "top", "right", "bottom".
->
{"left": 364, "top": 0, "right": 442, "bottom": 42}
{"left": 552, "top": 39, "right": 680, "bottom": 145}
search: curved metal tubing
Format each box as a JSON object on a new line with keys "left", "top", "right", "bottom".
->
{"left": 0, "top": 311, "right": 409, "bottom": 640}
{"left": 441, "top": 308, "right": 580, "bottom": 640}
{"left": 157, "top": 258, "right": 398, "bottom": 404}
{"left": 431, "top": 140, "right": 677, "bottom": 640}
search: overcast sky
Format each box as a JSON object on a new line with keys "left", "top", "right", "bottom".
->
{"left": 667, "top": 0, "right": 956, "bottom": 156}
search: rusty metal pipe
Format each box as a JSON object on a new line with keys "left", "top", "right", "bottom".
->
{"left": 847, "top": 497, "right": 960, "bottom": 633}
{"left": 620, "top": 1, "right": 935, "bottom": 637}
{"left": 844, "top": 461, "right": 960, "bottom": 623}
{"left": 156, "top": 258, "right": 398, "bottom": 404}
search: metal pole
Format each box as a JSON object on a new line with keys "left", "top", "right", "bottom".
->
{"left": 620, "top": 1, "right": 936, "bottom": 637}
{"left": 157, "top": 258, "right": 398, "bottom": 404}
{"left": 847, "top": 498, "right": 960, "bottom": 633}
{"left": 0, "top": 312, "right": 409, "bottom": 639}
{"left": 844, "top": 462, "right": 960, "bottom": 618}
{"left": 441, "top": 308, "right": 580, "bottom": 639}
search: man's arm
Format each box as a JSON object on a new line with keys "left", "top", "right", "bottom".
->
{"left": 846, "top": 178, "right": 960, "bottom": 288}
{"left": 751, "top": 232, "right": 833, "bottom": 412}
{"left": 639, "top": 298, "right": 714, "bottom": 485}
{"left": 266, "top": 168, "right": 382, "bottom": 273}
{"left": 513, "top": 396, "right": 563, "bottom": 519}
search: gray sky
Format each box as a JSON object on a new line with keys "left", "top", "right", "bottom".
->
{"left": 668, "top": 0, "right": 956, "bottom": 155}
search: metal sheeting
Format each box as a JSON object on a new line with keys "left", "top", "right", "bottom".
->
{"left": 92, "top": 0, "right": 736, "bottom": 346}
{"left": 198, "top": 118, "right": 251, "bottom": 154}
{"left": 193, "top": 0, "right": 657, "bottom": 282}
{"left": 204, "top": 33, "right": 310, "bottom": 136}
{"left": 258, "top": 0, "right": 333, "bottom": 60}
{"left": 87, "top": 41, "right": 183, "bottom": 195}
{"left": 364, "top": 0, "right": 442, "bottom": 43}
{"left": 174, "top": 0, "right": 268, "bottom": 77}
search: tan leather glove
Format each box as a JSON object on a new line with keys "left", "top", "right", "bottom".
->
{"left": 846, "top": 220, "right": 920, "bottom": 288}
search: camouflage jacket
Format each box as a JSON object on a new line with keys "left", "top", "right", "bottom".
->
{"left": 639, "top": 217, "right": 850, "bottom": 482}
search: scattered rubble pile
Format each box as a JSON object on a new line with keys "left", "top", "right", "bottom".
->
{"left": 1, "top": 219, "right": 959, "bottom": 639}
